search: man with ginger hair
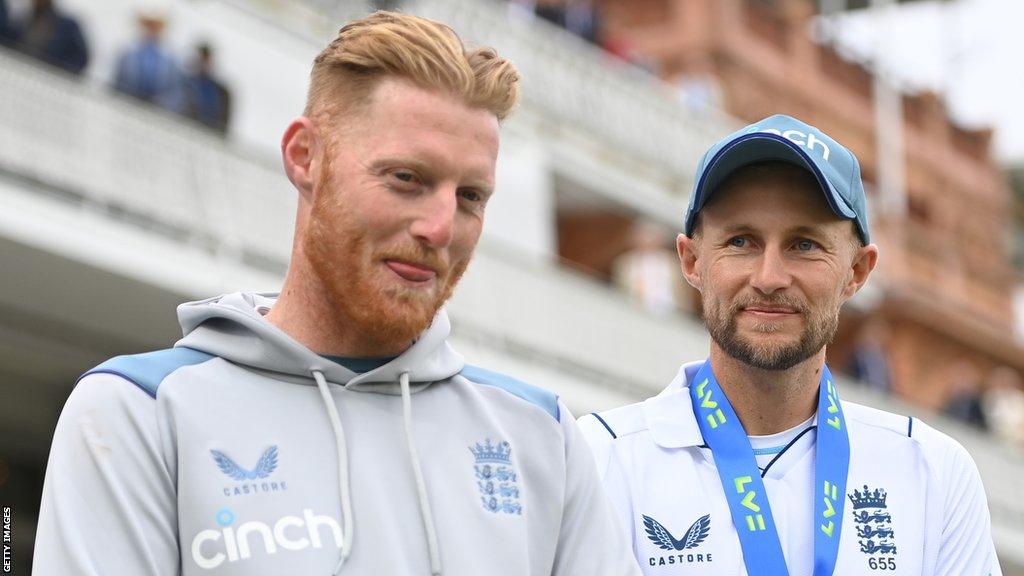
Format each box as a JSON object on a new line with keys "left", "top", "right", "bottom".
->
{"left": 33, "top": 12, "right": 640, "bottom": 576}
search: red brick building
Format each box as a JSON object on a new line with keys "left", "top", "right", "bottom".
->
{"left": 598, "top": 0, "right": 1023, "bottom": 407}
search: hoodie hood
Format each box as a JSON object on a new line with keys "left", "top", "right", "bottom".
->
{"left": 175, "top": 292, "right": 465, "bottom": 391}
{"left": 177, "top": 291, "right": 457, "bottom": 573}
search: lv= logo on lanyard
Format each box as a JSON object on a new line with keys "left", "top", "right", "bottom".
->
{"left": 690, "top": 359, "right": 850, "bottom": 576}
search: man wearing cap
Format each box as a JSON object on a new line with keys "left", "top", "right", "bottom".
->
{"left": 578, "top": 114, "right": 1002, "bottom": 575}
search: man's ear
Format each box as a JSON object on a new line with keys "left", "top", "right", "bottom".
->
{"left": 281, "top": 117, "right": 319, "bottom": 204}
{"left": 677, "top": 233, "right": 702, "bottom": 289}
{"left": 843, "top": 242, "right": 879, "bottom": 300}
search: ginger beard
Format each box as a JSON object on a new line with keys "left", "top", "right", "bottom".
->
{"left": 304, "top": 164, "right": 472, "bottom": 348}
{"left": 701, "top": 289, "right": 840, "bottom": 371}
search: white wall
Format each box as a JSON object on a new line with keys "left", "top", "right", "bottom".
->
{"left": 485, "top": 113, "right": 558, "bottom": 259}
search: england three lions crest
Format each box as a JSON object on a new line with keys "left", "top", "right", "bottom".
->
{"left": 470, "top": 438, "right": 522, "bottom": 515}
{"left": 849, "top": 484, "right": 898, "bottom": 570}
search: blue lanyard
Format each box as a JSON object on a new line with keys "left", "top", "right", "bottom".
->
{"left": 689, "top": 359, "right": 849, "bottom": 576}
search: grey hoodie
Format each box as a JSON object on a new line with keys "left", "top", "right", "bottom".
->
{"left": 33, "top": 292, "right": 641, "bottom": 575}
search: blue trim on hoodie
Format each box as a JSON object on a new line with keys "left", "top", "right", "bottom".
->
{"left": 460, "top": 365, "right": 560, "bottom": 422}
{"left": 82, "top": 347, "right": 215, "bottom": 398}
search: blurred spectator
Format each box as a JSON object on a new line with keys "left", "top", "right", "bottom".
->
{"left": 535, "top": 0, "right": 601, "bottom": 44}
{"left": 845, "top": 318, "right": 893, "bottom": 394}
{"left": 113, "top": 11, "right": 180, "bottom": 110}
{"left": 601, "top": 32, "right": 637, "bottom": 63}
{"left": 942, "top": 359, "right": 988, "bottom": 430}
{"left": 10, "top": 0, "right": 88, "bottom": 74}
{"left": 0, "top": 0, "right": 12, "bottom": 46}
{"left": 534, "top": 1, "right": 567, "bottom": 29}
{"left": 611, "top": 221, "right": 687, "bottom": 316}
{"left": 672, "top": 57, "right": 723, "bottom": 113}
{"left": 506, "top": 0, "right": 537, "bottom": 21}
{"left": 180, "top": 43, "right": 231, "bottom": 134}
{"left": 565, "top": 0, "right": 599, "bottom": 44}
{"left": 982, "top": 366, "right": 1024, "bottom": 447}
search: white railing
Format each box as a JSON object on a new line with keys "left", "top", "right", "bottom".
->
{"left": 411, "top": 0, "right": 735, "bottom": 187}
{"left": 0, "top": 50, "right": 297, "bottom": 269}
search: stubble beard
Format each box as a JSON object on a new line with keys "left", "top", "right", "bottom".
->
{"left": 702, "top": 291, "right": 839, "bottom": 371}
{"left": 304, "top": 170, "right": 470, "bottom": 349}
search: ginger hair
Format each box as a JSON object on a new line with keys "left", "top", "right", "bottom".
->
{"left": 304, "top": 11, "right": 520, "bottom": 128}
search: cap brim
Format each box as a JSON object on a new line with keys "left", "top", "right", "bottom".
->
{"left": 686, "top": 133, "right": 857, "bottom": 234}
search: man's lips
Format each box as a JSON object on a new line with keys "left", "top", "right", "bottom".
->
{"left": 741, "top": 306, "right": 799, "bottom": 318}
{"left": 384, "top": 260, "right": 438, "bottom": 282}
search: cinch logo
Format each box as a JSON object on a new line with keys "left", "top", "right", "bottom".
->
{"left": 754, "top": 127, "right": 831, "bottom": 161}
{"left": 190, "top": 507, "right": 342, "bottom": 570}
{"left": 642, "top": 513, "right": 713, "bottom": 567}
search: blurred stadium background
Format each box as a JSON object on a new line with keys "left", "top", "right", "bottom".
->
{"left": 1, "top": 0, "right": 1023, "bottom": 573}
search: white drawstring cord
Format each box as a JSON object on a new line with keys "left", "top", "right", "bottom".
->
{"left": 312, "top": 370, "right": 353, "bottom": 575}
{"left": 400, "top": 371, "right": 443, "bottom": 575}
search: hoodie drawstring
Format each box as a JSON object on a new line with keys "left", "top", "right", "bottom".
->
{"left": 312, "top": 370, "right": 353, "bottom": 576}
{"left": 313, "top": 369, "right": 442, "bottom": 575}
{"left": 400, "top": 371, "right": 443, "bottom": 576}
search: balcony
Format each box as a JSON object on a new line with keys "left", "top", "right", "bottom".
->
{"left": 236, "top": 0, "right": 738, "bottom": 191}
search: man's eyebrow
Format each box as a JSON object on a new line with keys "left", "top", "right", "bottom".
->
{"left": 717, "top": 224, "right": 759, "bottom": 235}
{"left": 714, "top": 224, "right": 835, "bottom": 239}
{"left": 788, "top": 225, "right": 827, "bottom": 235}
{"left": 780, "top": 225, "right": 846, "bottom": 250}
{"left": 372, "top": 156, "right": 494, "bottom": 190}
{"left": 371, "top": 156, "right": 435, "bottom": 174}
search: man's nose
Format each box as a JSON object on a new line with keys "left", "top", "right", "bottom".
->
{"left": 409, "top": 185, "right": 457, "bottom": 248}
{"left": 750, "top": 246, "right": 792, "bottom": 294}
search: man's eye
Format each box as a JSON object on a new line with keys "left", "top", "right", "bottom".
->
{"left": 392, "top": 171, "right": 416, "bottom": 183}
{"left": 728, "top": 236, "right": 747, "bottom": 247}
{"left": 796, "top": 239, "right": 817, "bottom": 251}
{"left": 459, "top": 189, "right": 482, "bottom": 203}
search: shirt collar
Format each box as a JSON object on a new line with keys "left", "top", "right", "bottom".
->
{"left": 643, "top": 360, "right": 706, "bottom": 448}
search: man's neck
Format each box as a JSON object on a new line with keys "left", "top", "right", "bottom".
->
{"left": 266, "top": 261, "right": 412, "bottom": 358}
{"left": 708, "top": 345, "right": 825, "bottom": 436}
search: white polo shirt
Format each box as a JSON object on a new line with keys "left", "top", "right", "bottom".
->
{"left": 579, "top": 361, "right": 1002, "bottom": 576}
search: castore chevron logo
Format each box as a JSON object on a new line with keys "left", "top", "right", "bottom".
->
{"left": 643, "top": 513, "right": 714, "bottom": 567}
{"left": 643, "top": 514, "right": 710, "bottom": 551}
{"left": 211, "top": 446, "right": 279, "bottom": 480}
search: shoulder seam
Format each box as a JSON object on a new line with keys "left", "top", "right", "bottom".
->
{"left": 79, "top": 369, "right": 161, "bottom": 400}
{"left": 847, "top": 417, "right": 911, "bottom": 438}
{"left": 80, "top": 347, "right": 215, "bottom": 399}
{"left": 459, "top": 364, "right": 560, "bottom": 422}
{"left": 589, "top": 412, "right": 618, "bottom": 439}
{"left": 589, "top": 401, "right": 652, "bottom": 439}
{"left": 843, "top": 402, "right": 912, "bottom": 438}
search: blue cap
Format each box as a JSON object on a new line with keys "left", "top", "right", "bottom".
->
{"left": 683, "top": 114, "right": 870, "bottom": 244}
